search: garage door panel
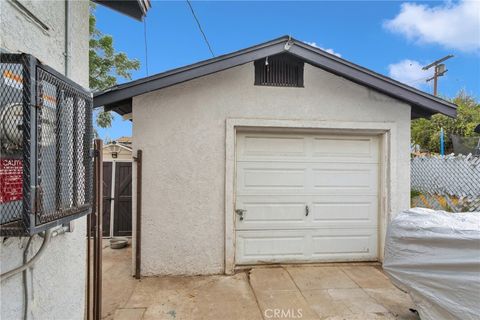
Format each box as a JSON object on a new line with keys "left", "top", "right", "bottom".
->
{"left": 239, "top": 134, "right": 307, "bottom": 158}
{"left": 242, "top": 168, "right": 306, "bottom": 189}
{"left": 312, "top": 165, "right": 378, "bottom": 194}
{"left": 236, "top": 229, "right": 377, "bottom": 265}
{"left": 312, "top": 136, "right": 378, "bottom": 163}
{"left": 311, "top": 196, "right": 377, "bottom": 225}
{"left": 311, "top": 230, "right": 377, "bottom": 257}
{"left": 236, "top": 230, "right": 307, "bottom": 264}
{"left": 239, "top": 200, "right": 306, "bottom": 226}
{"left": 239, "top": 233, "right": 306, "bottom": 256}
{"left": 238, "top": 163, "right": 307, "bottom": 194}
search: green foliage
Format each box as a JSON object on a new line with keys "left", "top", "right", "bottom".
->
{"left": 89, "top": 3, "right": 140, "bottom": 128}
{"left": 411, "top": 91, "right": 480, "bottom": 153}
{"left": 410, "top": 189, "right": 421, "bottom": 199}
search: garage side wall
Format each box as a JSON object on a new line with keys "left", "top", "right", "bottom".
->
{"left": 133, "top": 62, "right": 411, "bottom": 276}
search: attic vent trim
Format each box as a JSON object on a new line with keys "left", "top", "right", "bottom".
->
{"left": 254, "top": 54, "right": 304, "bottom": 88}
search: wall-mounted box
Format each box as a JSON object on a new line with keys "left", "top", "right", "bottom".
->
{"left": 0, "top": 53, "right": 93, "bottom": 236}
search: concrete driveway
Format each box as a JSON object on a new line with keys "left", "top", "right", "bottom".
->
{"left": 104, "top": 246, "right": 417, "bottom": 320}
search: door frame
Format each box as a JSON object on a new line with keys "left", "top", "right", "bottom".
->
{"left": 224, "top": 118, "right": 398, "bottom": 274}
{"left": 103, "top": 159, "right": 133, "bottom": 238}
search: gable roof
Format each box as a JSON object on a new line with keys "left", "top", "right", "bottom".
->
{"left": 103, "top": 142, "right": 132, "bottom": 153}
{"left": 93, "top": 36, "right": 456, "bottom": 119}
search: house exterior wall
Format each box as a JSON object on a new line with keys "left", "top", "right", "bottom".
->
{"left": 0, "top": 1, "right": 89, "bottom": 319}
{"left": 132, "top": 62, "right": 411, "bottom": 276}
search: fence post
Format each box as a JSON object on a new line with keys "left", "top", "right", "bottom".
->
{"left": 95, "top": 139, "right": 103, "bottom": 320}
{"left": 440, "top": 127, "right": 445, "bottom": 156}
{"left": 87, "top": 139, "right": 103, "bottom": 320}
{"left": 134, "top": 149, "right": 142, "bottom": 279}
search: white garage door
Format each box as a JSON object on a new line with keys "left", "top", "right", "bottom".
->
{"left": 235, "top": 132, "right": 380, "bottom": 265}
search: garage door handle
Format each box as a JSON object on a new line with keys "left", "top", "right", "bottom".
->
{"left": 235, "top": 209, "right": 246, "bottom": 221}
{"left": 305, "top": 205, "right": 309, "bottom": 216}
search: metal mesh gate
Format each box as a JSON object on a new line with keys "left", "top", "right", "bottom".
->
{"left": 0, "top": 53, "right": 93, "bottom": 236}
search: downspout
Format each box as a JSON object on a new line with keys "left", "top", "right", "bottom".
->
{"left": 64, "top": 0, "right": 69, "bottom": 77}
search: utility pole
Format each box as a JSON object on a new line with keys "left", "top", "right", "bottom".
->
{"left": 423, "top": 55, "right": 454, "bottom": 96}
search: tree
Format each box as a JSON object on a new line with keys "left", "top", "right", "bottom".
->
{"left": 89, "top": 4, "right": 140, "bottom": 128}
{"left": 411, "top": 91, "right": 480, "bottom": 154}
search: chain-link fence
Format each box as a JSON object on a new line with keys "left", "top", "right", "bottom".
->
{"left": 411, "top": 154, "right": 480, "bottom": 212}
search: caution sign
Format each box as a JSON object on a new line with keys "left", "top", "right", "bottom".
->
{"left": 0, "top": 158, "right": 23, "bottom": 203}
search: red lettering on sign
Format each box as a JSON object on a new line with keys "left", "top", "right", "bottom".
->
{"left": 0, "top": 158, "right": 23, "bottom": 203}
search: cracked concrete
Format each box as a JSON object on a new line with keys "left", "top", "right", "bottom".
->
{"left": 103, "top": 248, "right": 418, "bottom": 320}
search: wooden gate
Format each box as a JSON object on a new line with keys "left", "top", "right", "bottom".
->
{"left": 113, "top": 162, "right": 132, "bottom": 236}
{"left": 91, "top": 161, "right": 132, "bottom": 237}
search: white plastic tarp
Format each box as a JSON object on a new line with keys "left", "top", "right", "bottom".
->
{"left": 383, "top": 208, "right": 480, "bottom": 320}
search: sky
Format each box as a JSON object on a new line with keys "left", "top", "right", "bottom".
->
{"left": 94, "top": 0, "right": 480, "bottom": 140}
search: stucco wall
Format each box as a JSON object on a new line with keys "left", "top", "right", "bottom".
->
{"left": 0, "top": 1, "right": 89, "bottom": 319}
{"left": 133, "top": 62, "right": 411, "bottom": 276}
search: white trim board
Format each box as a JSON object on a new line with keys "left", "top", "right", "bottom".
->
{"left": 224, "top": 118, "right": 397, "bottom": 274}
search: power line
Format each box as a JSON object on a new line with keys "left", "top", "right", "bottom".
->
{"left": 408, "top": 75, "right": 431, "bottom": 85}
{"left": 186, "top": 0, "right": 215, "bottom": 57}
{"left": 144, "top": 17, "right": 149, "bottom": 76}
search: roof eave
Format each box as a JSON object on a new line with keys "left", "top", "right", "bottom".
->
{"left": 288, "top": 43, "right": 457, "bottom": 117}
{"left": 93, "top": 0, "right": 151, "bottom": 21}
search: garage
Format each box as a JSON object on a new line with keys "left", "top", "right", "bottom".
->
{"left": 235, "top": 131, "right": 380, "bottom": 264}
{"left": 93, "top": 36, "right": 456, "bottom": 276}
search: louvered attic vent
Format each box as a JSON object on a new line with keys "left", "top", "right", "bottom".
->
{"left": 254, "top": 53, "right": 304, "bottom": 87}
